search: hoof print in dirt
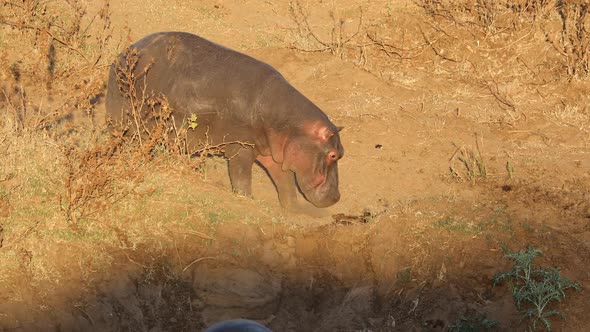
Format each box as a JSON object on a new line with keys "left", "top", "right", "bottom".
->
{"left": 332, "top": 209, "right": 376, "bottom": 225}
{"left": 191, "top": 265, "right": 282, "bottom": 326}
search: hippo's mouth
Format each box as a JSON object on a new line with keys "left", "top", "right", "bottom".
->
{"left": 295, "top": 174, "right": 340, "bottom": 208}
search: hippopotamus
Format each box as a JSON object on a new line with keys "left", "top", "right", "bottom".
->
{"left": 105, "top": 32, "right": 343, "bottom": 211}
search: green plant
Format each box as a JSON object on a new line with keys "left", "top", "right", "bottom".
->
{"left": 493, "top": 246, "right": 581, "bottom": 331}
{"left": 187, "top": 113, "right": 199, "bottom": 130}
{"left": 436, "top": 216, "right": 481, "bottom": 234}
{"left": 506, "top": 160, "right": 514, "bottom": 179}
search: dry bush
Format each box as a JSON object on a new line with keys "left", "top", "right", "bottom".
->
{"left": 416, "top": 0, "right": 506, "bottom": 33}
{"left": 0, "top": 0, "right": 116, "bottom": 133}
{"left": 416, "top": 0, "right": 552, "bottom": 32}
{"left": 553, "top": 0, "right": 590, "bottom": 79}
{"left": 288, "top": 0, "right": 364, "bottom": 59}
{"left": 60, "top": 136, "right": 142, "bottom": 229}
{"left": 417, "top": 0, "right": 590, "bottom": 81}
{"left": 0, "top": 0, "right": 140, "bottom": 232}
{"left": 509, "top": 0, "right": 552, "bottom": 18}
{"left": 0, "top": 1, "right": 141, "bottom": 234}
{"left": 407, "top": 0, "right": 590, "bottom": 126}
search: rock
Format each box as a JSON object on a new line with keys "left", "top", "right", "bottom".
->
{"left": 317, "top": 285, "right": 375, "bottom": 331}
{"left": 192, "top": 266, "right": 281, "bottom": 326}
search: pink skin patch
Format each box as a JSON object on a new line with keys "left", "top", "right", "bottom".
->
{"left": 303, "top": 121, "right": 335, "bottom": 144}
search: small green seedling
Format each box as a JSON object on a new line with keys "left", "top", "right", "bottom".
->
{"left": 493, "top": 246, "right": 581, "bottom": 331}
{"left": 506, "top": 160, "right": 514, "bottom": 180}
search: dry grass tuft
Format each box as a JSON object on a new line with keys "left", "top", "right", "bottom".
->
{"left": 543, "top": 100, "right": 590, "bottom": 130}
{"left": 449, "top": 135, "right": 487, "bottom": 184}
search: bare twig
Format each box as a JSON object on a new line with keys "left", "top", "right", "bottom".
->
{"left": 421, "top": 29, "right": 458, "bottom": 62}
{"left": 0, "top": 221, "right": 41, "bottom": 250}
{"left": 74, "top": 305, "right": 95, "bottom": 326}
{"left": 172, "top": 229, "right": 216, "bottom": 241}
{"left": 485, "top": 81, "right": 516, "bottom": 111}
{"left": 366, "top": 32, "right": 426, "bottom": 59}
{"left": 183, "top": 256, "right": 217, "bottom": 272}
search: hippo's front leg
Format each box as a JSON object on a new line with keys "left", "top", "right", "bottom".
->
{"left": 256, "top": 155, "right": 297, "bottom": 210}
{"left": 226, "top": 145, "right": 256, "bottom": 196}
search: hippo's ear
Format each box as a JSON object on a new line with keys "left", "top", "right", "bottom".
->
{"left": 303, "top": 121, "right": 331, "bottom": 143}
{"left": 317, "top": 126, "right": 334, "bottom": 143}
{"left": 337, "top": 126, "right": 344, "bottom": 132}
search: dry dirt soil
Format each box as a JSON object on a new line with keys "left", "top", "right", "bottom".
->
{"left": 1, "top": 0, "right": 590, "bottom": 331}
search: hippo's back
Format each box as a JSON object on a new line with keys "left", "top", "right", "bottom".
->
{"left": 105, "top": 31, "right": 283, "bottom": 124}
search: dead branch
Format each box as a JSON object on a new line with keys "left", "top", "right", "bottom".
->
{"left": 288, "top": 1, "right": 364, "bottom": 57}
{"left": 421, "top": 29, "right": 458, "bottom": 62}
{"left": 485, "top": 81, "right": 516, "bottom": 110}
{"left": 366, "top": 32, "right": 426, "bottom": 59}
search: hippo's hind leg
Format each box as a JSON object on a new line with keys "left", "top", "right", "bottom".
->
{"left": 256, "top": 155, "right": 297, "bottom": 210}
{"left": 226, "top": 145, "right": 256, "bottom": 197}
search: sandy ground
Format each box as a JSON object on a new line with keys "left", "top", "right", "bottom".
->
{"left": 1, "top": 0, "right": 589, "bottom": 331}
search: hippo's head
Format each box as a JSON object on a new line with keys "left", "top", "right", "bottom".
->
{"left": 279, "top": 121, "right": 344, "bottom": 208}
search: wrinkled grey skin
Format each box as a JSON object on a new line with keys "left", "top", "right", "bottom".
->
{"left": 204, "top": 319, "right": 272, "bottom": 332}
{"left": 105, "top": 32, "right": 343, "bottom": 210}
